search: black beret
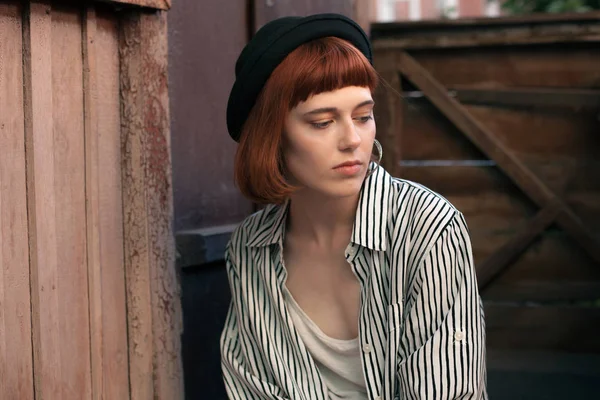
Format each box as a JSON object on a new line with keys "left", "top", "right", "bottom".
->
{"left": 226, "top": 13, "right": 373, "bottom": 142}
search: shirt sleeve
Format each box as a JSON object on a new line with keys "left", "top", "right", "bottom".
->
{"left": 220, "top": 249, "right": 291, "bottom": 400}
{"left": 397, "top": 212, "right": 488, "bottom": 399}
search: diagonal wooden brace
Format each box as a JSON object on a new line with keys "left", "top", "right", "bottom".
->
{"left": 397, "top": 51, "right": 600, "bottom": 265}
{"left": 477, "top": 201, "right": 562, "bottom": 290}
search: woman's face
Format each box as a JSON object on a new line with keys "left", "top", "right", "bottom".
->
{"left": 282, "top": 86, "right": 376, "bottom": 199}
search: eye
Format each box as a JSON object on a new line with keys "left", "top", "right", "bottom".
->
{"left": 310, "top": 120, "right": 333, "bottom": 129}
{"left": 356, "top": 115, "right": 373, "bottom": 123}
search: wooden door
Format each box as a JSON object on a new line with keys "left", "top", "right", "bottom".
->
{"left": 0, "top": 1, "right": 182, "bottom": 398}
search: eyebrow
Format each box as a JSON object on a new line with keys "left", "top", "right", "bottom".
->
{"left": 303, "top": 99, "right": 375, "bottom": 116}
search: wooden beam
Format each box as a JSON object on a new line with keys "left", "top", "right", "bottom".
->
{"left": 373, "top": 32, "right": 600, "bottom": 50}
{"left": 119, "top": 8, "right": 183, "bottom": 400}
{"left": 477, "top": 202, "right": 561, "bottom": 290}
{"left": 97, "top": 0, "right": 171, "bottom": 10}
{"left": 397, "top": 51, "right": 600, "bottom": 265}
{"left": 371, "top": 13, "right": 600, "bottom": 49}
{"left": 485, "top": 304, "right": 600, "bottom": 353}
{"left": 452, "top": 87, "right": 600, "bottom": 110}
{"left": 483, "top": 282, "right": 600, "bottom": 302}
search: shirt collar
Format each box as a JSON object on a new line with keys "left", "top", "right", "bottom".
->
{"left": 246, "top": 164, "right": 391, "bottom": 251}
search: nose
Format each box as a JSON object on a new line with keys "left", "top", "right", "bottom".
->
{"left": 338, "top": 117, "right": 361, "bottom": 150}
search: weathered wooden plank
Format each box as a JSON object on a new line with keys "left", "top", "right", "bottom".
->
{"left": 453, "top": 87, "right": 600, "bottom": 110}
{"left": 398, "top": 51, "right": 600, "bottom": 264}
{"left": 95, "top": 7, "right": 130, "bottom": 399}
{"left": 82, "top": 7, "right": 103, "bottom": 400}
{"left": 51, "top": 4, "right": 92, "bottom": 398}
{"left": 403, "top": 47, "right": 600, "bottom": 89}
{"left": 483, "top": 282, "right": 600, "bottom": 302}
{"left": 399, "top": 96, "right": 600, "bottom": 162}
{"left": 0, "top": 2, "right": 34, "bottom": 399}
{"left": 119, "top": 11, "right": 154, "bottom": 400}
{"left": 120, "top": 9, "right": 183, "bottom": 400}
{"left": 485, "top": 304, "right": 600, "bottom": 353}
{"left": 371, "top": 11, "right": 600, "bottom": 33}
{"left": 477, "top": 202, "right": 561, "bottom": 289}
{"left": 372, "top": 31, "right": 600, "bottom": 50}
{"left": 96, "top": 0, "right": 170, "bottom": 10}
{"left": 83, "top": 6, "right": 130, "bottom": 400}
{"left": 371, "top": 13, "right": 600, "bottom": 49}
{"left": 467, "top": 105, "right": 600, "bottom": 162}
{"left": 23, "top": 3, "right": 62, "bottom": 398}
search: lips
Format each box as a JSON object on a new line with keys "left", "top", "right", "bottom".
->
{"left": 333, "top": 160, "right": 362, "bottom": 169}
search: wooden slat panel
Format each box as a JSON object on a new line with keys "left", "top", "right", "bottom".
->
{"left": 96, "top": 8, "right": 129, "bottom": 399}
{"left": 400, "top": 98, "right": 600, "bottom": 161}
{"left": 0, "top": 2, "right": 34, "bottom": 399}
{"left": 51, "top": 4, "right": 92, "bottom": 398}
{"left": 400, "top": 166, "right": 600, "bottom": 282}
{"left": 401, "top": 98, "right": 486, "bottom": 161}
{"left": 475, "top": 230, "right": 600, "bottom": 282}
{"left": 485, "top": 304, "right": 600, "bottom": 353}
{"left": 120, "top": 9, "right": 182, "bottom": 400}
{"left": 407, "top": 46, "right": 600, "bottom": 89}
{"left": 467, "top": 105, "right": 600, "bottom": 161}
{"left": 398, "top": 52, "right": 600, "bottom": 264}
{"left": 477, "top": 202, "right": 561, "bottom": 289}
{"left": 399, "top": 165, "right": 600, "bottom": 229}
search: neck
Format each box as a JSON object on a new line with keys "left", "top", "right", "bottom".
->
{"left": 286, "top": 188, "right": 360, "bottom": 250}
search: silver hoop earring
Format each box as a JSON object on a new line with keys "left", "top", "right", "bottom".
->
{"left": 367, "top": 139, "right": 383, "bottom": 177}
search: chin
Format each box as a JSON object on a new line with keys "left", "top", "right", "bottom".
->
{"left": 319, "top": 179, "right": 364, "bottom": 199}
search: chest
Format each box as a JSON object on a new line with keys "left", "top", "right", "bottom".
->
{"left": 283, "top": 248, "right": 361, "bottom": 340}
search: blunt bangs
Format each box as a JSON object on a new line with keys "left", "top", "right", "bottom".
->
{"left": 280, "top": 36, "right": 379, "bottom": 109}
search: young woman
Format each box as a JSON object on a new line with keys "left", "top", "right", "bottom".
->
{"left": 221, "top": 13, "right": 487, "bottom": 400}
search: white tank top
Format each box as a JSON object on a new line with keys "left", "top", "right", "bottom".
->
{"left": 283, "top": 287, "right": 368, "bottom": 400}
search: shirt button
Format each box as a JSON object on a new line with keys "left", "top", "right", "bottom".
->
{"left": 363, "top": 343, "right": 372, "bottom": 353}
{"left": 454, "top": 330, "right": 465, "bottom": 341}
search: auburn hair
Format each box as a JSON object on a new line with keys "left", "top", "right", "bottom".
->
{"left": 234, "top": 36, "right": 379, "bottom": 204}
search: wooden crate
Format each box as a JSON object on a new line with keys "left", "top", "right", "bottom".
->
{"left": 0, "top": 1, "right": 181, "bottom": 398}
{"left": 371, "top": 12, "right": 600, "bottom": 353}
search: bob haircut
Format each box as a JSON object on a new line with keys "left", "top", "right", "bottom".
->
{"left": 234, "top": 36, "right": 380, "bottom": 205}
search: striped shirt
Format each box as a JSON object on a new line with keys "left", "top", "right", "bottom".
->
{"left": 220, "top": 165, "right": 488, "bottom": 400}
